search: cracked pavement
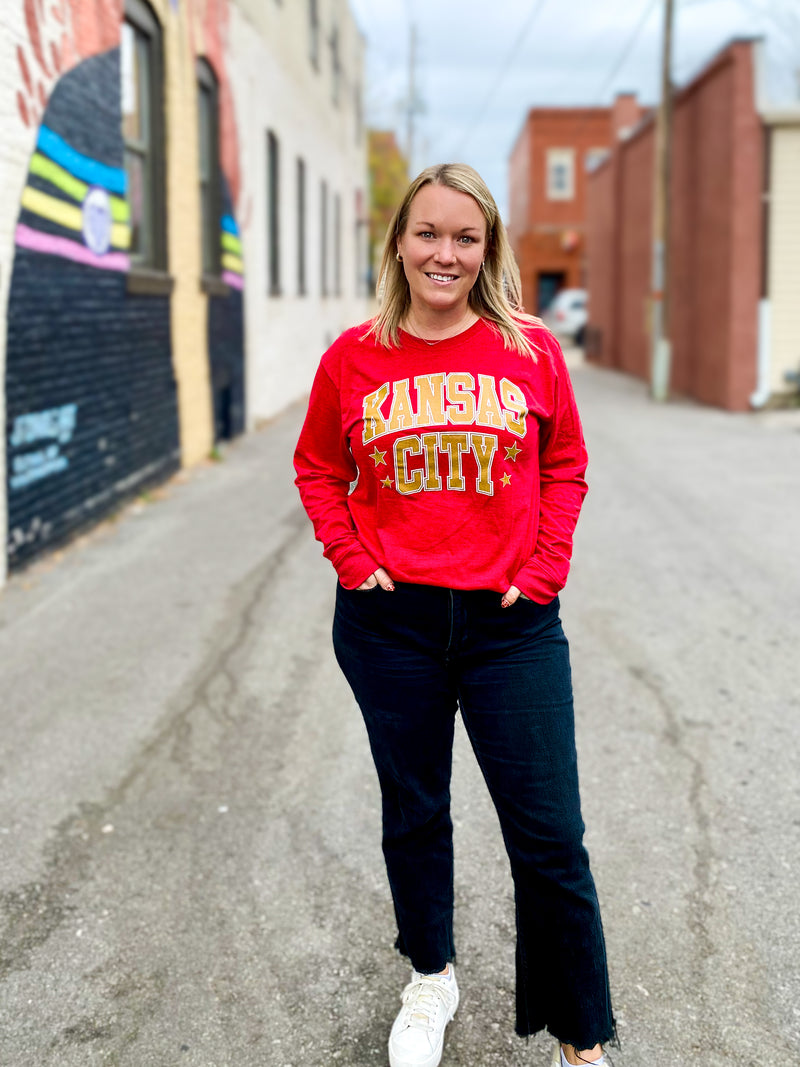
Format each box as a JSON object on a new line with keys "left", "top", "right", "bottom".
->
{"left": 1, "top": 359, "right": 798, "bottom": 1066}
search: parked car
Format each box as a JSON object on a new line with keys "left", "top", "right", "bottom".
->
{"left": 542, "top": 288, "right": 587, "bottom": 346}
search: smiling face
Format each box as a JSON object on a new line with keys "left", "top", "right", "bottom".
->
{"left": 397, "top": 182, "right": 488, "bottom": 325}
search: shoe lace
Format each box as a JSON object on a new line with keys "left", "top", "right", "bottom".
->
{"left": 399, "top": 976, "right": 454, "bottom": 1033}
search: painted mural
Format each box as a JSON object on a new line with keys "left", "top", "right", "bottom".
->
{"left": 5, "top": 0, "right": 246, "bottom": 570}
{"left": 193, "top": 0, "right": 246, "bottom": 444}
{"left": 6, "top": 47, "right": 180, "bottom": 567}
{"left": 210, "top": 191, "right": 245, "bottom": 441}
{"left": 16, "top": 0, "right": 122, "bottom": 130}
{"left": 16, "top": 123, "right": 130, "bottom": 272}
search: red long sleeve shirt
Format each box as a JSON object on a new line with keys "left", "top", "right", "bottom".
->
{"left": 293, "top": 318, "right": 588, "bottom": 604}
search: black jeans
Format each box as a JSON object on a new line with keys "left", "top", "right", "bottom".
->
{"left": 332, "top": 581, "right": 614, "bottom": 1049}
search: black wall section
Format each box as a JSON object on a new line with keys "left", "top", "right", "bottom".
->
{"left": 5, "top": 49, "right": 180, "bottom": 569}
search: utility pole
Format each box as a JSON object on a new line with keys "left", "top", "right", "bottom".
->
{"left": 406, "top": 22, "right": 416, "bottom": 175}
{"left": 650, "top": 0, "right": 675, "bottom": 402}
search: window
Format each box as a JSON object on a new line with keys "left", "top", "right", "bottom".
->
{"left": 121, "top": 0, "right": 166, "bottom": 270}
{"left": 297, "top": 157, "right": 306, "bottom": 296}
{"left": 546, "top": 148, "right": 575, "bottom": 201}
{"left": 354, "top": 81, "right": 363, "bottom": 144}
{"left": 320, "top": 179, "right": 328, "bottom": 297}
{"left": 330, "top": 23, "right": 340, "bottom": 106}
{"left": 197, "top": 59, "right": 221, "bottom": 277}
{"left": 309, "top": 0, "right": 319, "bottom": 70}
{"left": 267, "top": 130, "right": 281, "bottom": 295}
{"left": 333, "top": 192, "right": 341, "bottom": 297}
{"left": 354, "top": 187, "right": 366, "bottom": 295}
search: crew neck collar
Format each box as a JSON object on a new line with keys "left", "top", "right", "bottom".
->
{"left": 398, "top": 316, "right": 486, "bottom": 351}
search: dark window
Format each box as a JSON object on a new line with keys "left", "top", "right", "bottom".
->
{"left": 333, "top": 192, "right": 341, "bottom": 297}
{"left": 297, "top": 157, "right": 307, "bottom": 296}
{"left": 320, "top": 179, "right": 328, "bottom": 297}
{"left": 197, "top": 59, "right": 221, "bottom": 277}
{"left": 267, "top": 130, "right": 281, "bottom": 295}
{"left": 309, "top": 0, "right": 319, "bottom": 70}
{"left": 354, "top": 187, "right": 366, "bottom": 295}
{"left": 354, "top": 80, "right": 363, "bottom": 144}
{"left": 122, "top": 0, "right": 166, "bottom": 269}
{"left": 330, "top": 23, "right": 340, "bottom": 106}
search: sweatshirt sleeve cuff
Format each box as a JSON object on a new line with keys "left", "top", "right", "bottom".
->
{"left": 333, "top": 547, "right": 381, "bottom": 590}
{"left": 512, "top": 560, "right": 565, "bottom": 605}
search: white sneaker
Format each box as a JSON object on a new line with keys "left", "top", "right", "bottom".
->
{"left": 553, "top": 1043, "right": 605, "bottom": 1067}
{"left": 388, "top": 967, "right": 459, "bottom": 1067}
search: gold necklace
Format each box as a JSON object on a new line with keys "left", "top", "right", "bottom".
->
{"left": 406, "top": 309, "right": 475, "bottom": 345}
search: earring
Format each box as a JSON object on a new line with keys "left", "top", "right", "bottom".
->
{"left": 396, "top": 252, "right": 403, "bottom": 262}
{"left": 480, "top": 261, "right": 485, "bottom": 271}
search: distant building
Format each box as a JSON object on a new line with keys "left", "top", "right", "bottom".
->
{"left": 507, "top": 95, "right": 645, "bottom": 315}
{"left": 585, "top": 38, "right": 800, "bottom": 411}
{"left": 0, "top": 0, "right": 368, "bottom": 583}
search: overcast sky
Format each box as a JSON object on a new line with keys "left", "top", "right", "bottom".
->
{"left": 348, "top": 0, "right": 800, "bottom": 220}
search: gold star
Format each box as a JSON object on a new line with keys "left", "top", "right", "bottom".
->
{"left": 505, "top": 443, "right": 522, "bottom": 462}
{"left": 381, "top": 477, "right": 393, "bottom": 488}
{"left": 369, "top": 447, "right": 387, "bottom": 466}
{"left": 501, "top": 472, "right": 512, "bottom": 487}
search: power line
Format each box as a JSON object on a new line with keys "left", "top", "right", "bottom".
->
{"left": 593, "top": 0, "right": 661, "bottom": 103}
{"left": 449, "top": 0, "right": 551, "bottom": 157}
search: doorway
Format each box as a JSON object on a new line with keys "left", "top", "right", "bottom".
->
{"left": 536, "top": 271, "right": 565, "bottom": 314}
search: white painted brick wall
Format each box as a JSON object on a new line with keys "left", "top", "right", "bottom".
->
{"left": 229, "top": 0, "right": 369, "bottom": 423}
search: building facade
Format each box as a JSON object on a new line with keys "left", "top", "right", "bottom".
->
{"left": 230, "top": 0, "right": 369, "bottom": 424}
{"left": 758, "top": 110, "right": 800, "bottom": 404}
{"left": 1, "top": 0, "right": 368, "bottom": 584}
{"left": 507, "top": 95, "right": 644, "bottom": 315}
{"left": 585, "top": 39, "right": 800, "bottom": 411}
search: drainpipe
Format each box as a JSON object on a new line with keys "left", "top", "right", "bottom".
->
{"left": 750, "top": 122, "right": 772, "bottom": 408}
{"left": 751, "top": 44, "right": 771, "bottom": 408}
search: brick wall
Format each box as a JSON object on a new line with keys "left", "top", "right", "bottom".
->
{"left": 508, "top": 106, "right": 630, "bottom": 315}
{"left": 5, "top": 48, "right": 181, "bottom": 569}
{"left": 2, "top": 0, "right": 367, "bottom": 581}
{"left": 584, "top": 156, "right": 616, "bottom": 366}
{"left": 617, "top": 129, "right": 653, "bottom": 382}
{"left": 586, "top": 40, "right": 764, "bottom": 411}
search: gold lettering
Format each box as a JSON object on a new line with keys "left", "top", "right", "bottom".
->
{"left": 387, "top": 378, "right": 416, "bottom": 432}
{"left": 439, "top": 433, "right": 469, "bottom": 490}
{"left": 476, "top": 375, "right": 504, "bottom": 429}
{"left": 500, "top": 378, "right": 527, "bottom": 437}
{"left": 414, "top": 373, "right": 447, "bottom": 426}
{"left": 394, "top": 435, "right": 424, "bottom": 494}
{"left": 362, "top": 382, "right": 390, "bottom": 443}
{"left": 470, "top": 433, "right": 497, "bottom": 495}
{"left": 421, "top": 433, "right": 442, "bottom": 490}
{"left": 446, "top": 373, "right": 475, "bottom": 425}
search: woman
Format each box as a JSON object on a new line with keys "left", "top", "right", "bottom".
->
{"left": 294, "top": 163, "right": 615, "bottom": 1067}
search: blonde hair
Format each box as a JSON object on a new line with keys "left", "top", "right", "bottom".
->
{"left": 365, "top": 163, "right": 541, "bottom": 359}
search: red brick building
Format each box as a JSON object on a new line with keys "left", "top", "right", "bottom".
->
{"left": 507, "top": 95, "right": 644, "bottom": 314}
{"left": 586, "top": 39, "right": 773, "bottom": 411}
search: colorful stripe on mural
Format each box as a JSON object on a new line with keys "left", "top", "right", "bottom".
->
{"left": 15, "top": 124, "right": 131, "bottom": 271}
{"left": 15, "top": 224, "right": 131, "bottom": 272}
{"left": 20, "top": 188, "right": 131, "bottom": 249}
{"left": 220, "top": 214, "right": 243, "bottom": 290}
{"left": 37, "top": 126, "right": 126, "bottom": 194}
{"left": 29, "top": 153, "right": 130, "bottom": 222}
